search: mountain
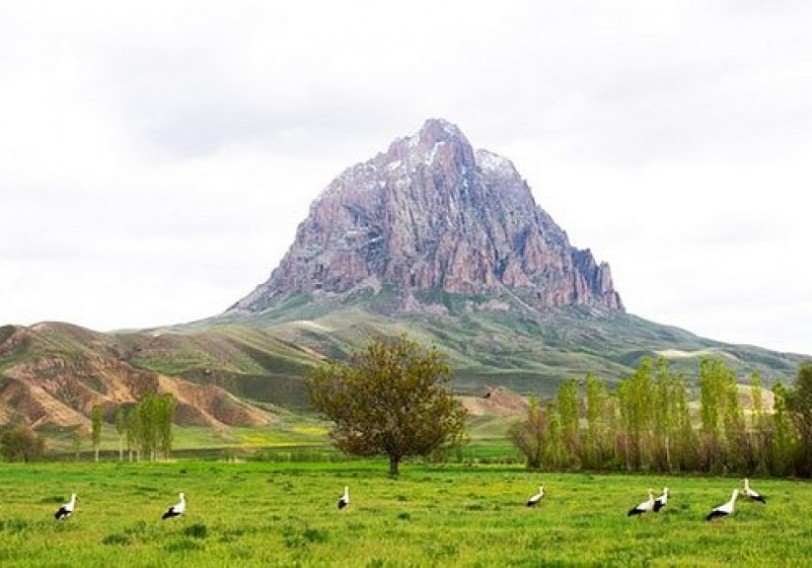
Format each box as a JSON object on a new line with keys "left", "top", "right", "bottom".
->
{"left": 207, "top": 119, "right": 805, "bottom": 393}
{"left": 1, "top": 119, "right": 807, "bottom": 433}
{"left": 229, "top": 118, "right": 622, "bottom": 317}
{"left": 0, "top": 323, "right": 279, "bottom": 432}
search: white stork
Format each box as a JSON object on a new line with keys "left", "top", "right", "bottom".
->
{"left": 54, "top": 493, "right": 77, "bottom": 520}
{"left": 743, "top": 478, "right": 766, "bottom": 504}
{"left": 627, "top": 488, "right": 655, "bottom": 517}
{"left": 162, "top": 492, "right": 186, "bottom": 520}
{"left": 706, "top": 488, "right": 739, "bottom": 521}
{"left": 653, "top": 487, "right": 669, "bottom": 512}
{"left": 337, "top": 486, "right": 349, "bottom": 510}
{"left": 526, "top": 485, "right": 545, "bottom": 507}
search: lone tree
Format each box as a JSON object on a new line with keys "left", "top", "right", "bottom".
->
{"left": 307, "top": 336, "right": 467, "bottom": 476}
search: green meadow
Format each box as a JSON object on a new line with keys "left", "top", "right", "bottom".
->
{"left": 0, "top": 459, "right": 809, "bottom": 567}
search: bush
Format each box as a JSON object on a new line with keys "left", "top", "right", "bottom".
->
{"left": 0, "top": 426, "right": 44, "bottom": 462}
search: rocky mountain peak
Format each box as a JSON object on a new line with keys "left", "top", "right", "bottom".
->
{"left": 229, "top": 120, "right": 624, "bottom": 315}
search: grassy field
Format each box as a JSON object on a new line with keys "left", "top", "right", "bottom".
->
{"left": 0, "top": 460, "right": 809, "bottom": 567}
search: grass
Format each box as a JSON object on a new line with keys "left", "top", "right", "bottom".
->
{"left": 0, "top": 460, "right": 809, "bottom": 566}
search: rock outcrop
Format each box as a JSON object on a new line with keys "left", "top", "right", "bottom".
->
{"left": 230, "top": 119, "right": 623, "bottom": 315}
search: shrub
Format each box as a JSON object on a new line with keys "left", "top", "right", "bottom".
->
{"left": 0, "top": 426, "right": 44, "bottom": 462}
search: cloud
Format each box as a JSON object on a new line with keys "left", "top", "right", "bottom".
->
{"left": 0, "top": 1, "right": 810, "bottom": 355}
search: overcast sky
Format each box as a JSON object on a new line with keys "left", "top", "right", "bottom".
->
{"left": 1, "top": 1, "right": 810, "bottom": 355}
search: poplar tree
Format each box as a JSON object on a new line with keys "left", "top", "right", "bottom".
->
{"left": 91, "top": 404, "right": 103, "bottom": 462}
{"left": 604, "top": 394, "right": 622, "bottom": 469}
{"left": 543, "top": 401, "right": 566, "bottom": 469}
{"left": 672, "top": 376, "right": 697, "bottom": 471}
{"left": 157, "top": 393, "right": 175, "bottom": 459}
{"left": 556, "top": 379, "right": 581, "bottom": 467}
{"left": 749, "top": 371, "right": 769, "bottom": 474}
{"left": 786, "top": 362, "right": 812, "bottom": 476}
{"left": 115, "top": 406, "right": 126, "bottom": 462}
{"left": 584, "top": 373, "right": 608, "bottom": 469}
{"left": 770, "top": 382, "right": 795, "bottom": 476}
{"left": 699, "top": 358, "right": 727, "bottom": 472}
{"left": 137, "top": 393, "right": 158, "bottom": 461}
{"left": 723, "top": 372, "right": 747, "bottom": 472}
{"left": 125, "top": 405, "right": 139, "bottom": 462}
{"left": 616, "top": 380, "right": 633, "bottom": 470}
{"left": 618, "top": 358, "right": 655, "bottom": 470}
{"left": 72, "top": 429, "right": 83, "bottom": 462}
{"left": 652, "top": 358, "right": 675, "bottom": 470}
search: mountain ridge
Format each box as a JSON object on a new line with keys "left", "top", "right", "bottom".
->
{"left": 1, "top": 119, "right": 808, "bottom": 433}
{"left": 228, "top": 118, "right": 622, "bottom": 316}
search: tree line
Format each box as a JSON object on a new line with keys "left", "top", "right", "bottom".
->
{"left": 510, "top": 357, "right": 812, "bottom": 477}
{"left": 0, "top": 392, "right": 175, "bottom": 462}
{"left": 107, "top": 392, "right": 175, "bottom": 462}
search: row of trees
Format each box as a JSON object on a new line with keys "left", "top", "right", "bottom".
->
{"left": 112, "top": 392, "right": 176, "bottom": 462}
{"left": 79, "top": 392, "right": 176, "bottom": 462}
{"left": 510, "top": 358, "right": 812, "bottom": 477}
{"left": 0, "top": 392, "right": 175, "bottom": 463}
{"left": 307, "top": 336, "right": 812, "bottom": 478}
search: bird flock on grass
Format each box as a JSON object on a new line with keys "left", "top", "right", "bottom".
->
{"left": 620, "top": 478, "right": 765, "bottom": 522}
{"left": 49, "top": 478, "right": 767, "bottom": 523}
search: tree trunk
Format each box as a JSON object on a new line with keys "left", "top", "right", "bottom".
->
{"left": 94, "top": 446, "right": 99, "bottom": 463}
{"left": 388, "top": 455, "right": 400, "bottom": 476}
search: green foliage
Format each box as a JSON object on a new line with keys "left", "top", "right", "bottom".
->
{"left": 0, "top": 426, "right": 44, "bottom": 462}
{"left": 583, "top": 373, "right": 609, "bottom": 469}
{"left": 306, "top": 336, "right": 467, "bottom": 475}
{"left": 672, "top": 376, "right": 698, "bottom": 471}
{"left": 698, "top": 358, "right": 734, "bottom": 472}
{"left": 118, "top": 393, "right": 176, "bottom": 462}
{"left": 770, "top": 381, "right": 795, "bottom": 475}
{"left": 616, "top": 357, "right": 655, "bottom": 470}
{"left": 91, "top": 404, "right": 103, "bottom": 462}
{"left": 556, "top": 379, "right": 581, "bottom": 467}
{"left": 508, "top": 397, "right": 547, "bottom": 469}
{"left": 71, "top": 428, "right": 83, "bottom": 461}
{"left": 784, "top": 361, "right": 812, "bottom": 475}
{"left": 114, "top": 406, "right": 126, "bottom": 462}
{"left": 505, "top": 357, "right": 812, "bottom": 477}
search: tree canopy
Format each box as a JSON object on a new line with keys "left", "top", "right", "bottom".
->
{"left": 0, "top": 425, "right": 44, "bottom": 462}
{"left": 508, "top": 356, "right": 812, "bottom": 478}
{"left": 306, "top": 336, "right": 467, "bottom": 475}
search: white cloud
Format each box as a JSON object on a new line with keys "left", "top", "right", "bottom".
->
{"left": 0, "top": 0, "right": 810, "bottom": 356}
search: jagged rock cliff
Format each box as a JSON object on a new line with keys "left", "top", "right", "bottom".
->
{"left": 229, "top": 119, "right": 623, "bottom": 315}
